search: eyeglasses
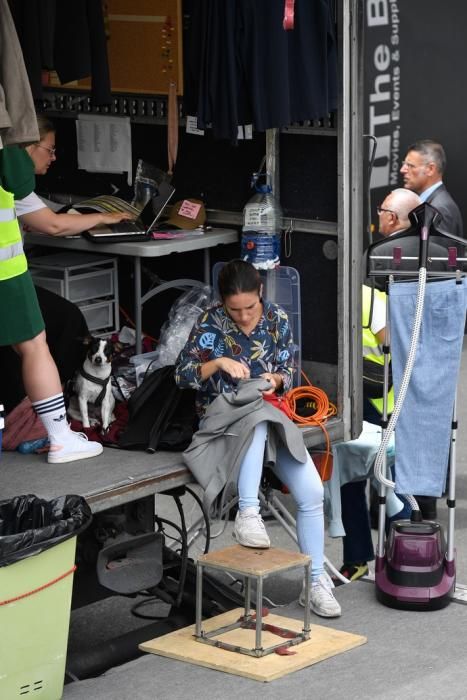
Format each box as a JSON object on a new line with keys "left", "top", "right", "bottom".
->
{"left": 36, "top": 144, "right": 56, "bottom": 157}
{"left": 376, "top": 206, "right": 398, "bottom": 217}
{"left": 400, "top": 160, "right": 430, "bottom": 170}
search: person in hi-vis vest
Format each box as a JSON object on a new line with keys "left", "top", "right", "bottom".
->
{"left": 334, "top": 284, "right": 395, "bottom": 585}
{"left": 0, "top": 145, "right": 103, "bottom": 464}
{"left": 362, "top": 284, "right": 394, "bottom": 424}
{"left": 335, "top": 190, "right": 426, "bottom": 585}
{"left": 366, "top": 187, "right": 439, "bottom": 520}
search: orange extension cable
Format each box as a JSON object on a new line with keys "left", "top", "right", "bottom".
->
{"left": 284, "top": 371, "right": 337, "bottom": 481}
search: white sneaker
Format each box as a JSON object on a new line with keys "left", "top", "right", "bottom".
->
{"left": 233, "top": 507, "right": 271, "bottom": 548}
{"left": 299, "top": 571, "right": 341, "bottom": 618}
{"left": 48, "top": 431, "right": 103, "bottom": 464}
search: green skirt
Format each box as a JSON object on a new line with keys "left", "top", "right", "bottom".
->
{"left": 0, "top": 271, "right": 44, "bottom": 346}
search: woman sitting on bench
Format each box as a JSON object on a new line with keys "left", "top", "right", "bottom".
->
{"left": 175, "top": 259, "right": 341, "bottom": 618}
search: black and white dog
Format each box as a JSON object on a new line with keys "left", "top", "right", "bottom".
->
{"left": 70, "top": 337, "right": 118, "bottom": 431}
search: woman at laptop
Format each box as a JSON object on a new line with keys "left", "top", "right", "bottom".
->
{"left": 15, "top": 114, "right": 133, "bottom": 236}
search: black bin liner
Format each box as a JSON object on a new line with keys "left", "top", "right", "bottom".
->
{"left": 0, "top": 494, "right": 92, "bottom": 567}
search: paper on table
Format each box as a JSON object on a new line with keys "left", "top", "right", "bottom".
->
{"left": 76, "top": 115, "right": 133, "bottom": 185}
{"left": 69, "top": 194, "right": 140, "bottom": 217}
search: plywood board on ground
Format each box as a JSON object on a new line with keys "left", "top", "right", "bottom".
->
{"left": 140, "top": 608, "right": 367, "bottom": 682}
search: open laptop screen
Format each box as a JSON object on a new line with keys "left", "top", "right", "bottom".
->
{"left": 84, "top": 181, "right": 175, "bottom": 241}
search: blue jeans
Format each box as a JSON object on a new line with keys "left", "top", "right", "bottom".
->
{"left": 390, "top": 278, "right": 467, "bottom": 496}
{"left": 237, "top": 421, "right": 324, "bottom": 581}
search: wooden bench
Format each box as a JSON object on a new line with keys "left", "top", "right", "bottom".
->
{"left": 0, "top": 418, "right": 343, "bottom": 512}
{"left": 0, "top": 447, "right": 193, "bottom": 513}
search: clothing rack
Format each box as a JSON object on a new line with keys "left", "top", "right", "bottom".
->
{"left": 366, "top": 202, "right": 467, "bottom": 281}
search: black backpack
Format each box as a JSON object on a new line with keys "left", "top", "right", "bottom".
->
{"left": 118, "top": 365, "right": 197, "bottom": 452}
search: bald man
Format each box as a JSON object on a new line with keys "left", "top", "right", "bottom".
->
{"left": 366, "top": 188, "right": 451, "bottom": 287}
{"left": 400, "top": 139, "right": 463, "bottom": 240}
{"left": 377, "top": 188, "right": 421, "bottom": 238}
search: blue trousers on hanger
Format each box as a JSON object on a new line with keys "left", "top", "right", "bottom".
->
{"left": 390, "top": 278, "right": 467, "bottom": 496}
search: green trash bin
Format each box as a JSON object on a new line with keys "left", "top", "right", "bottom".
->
{"left": 0, "top": 494, "right": 92, "bottom": 699}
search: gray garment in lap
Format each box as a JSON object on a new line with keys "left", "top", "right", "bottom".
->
{"left": 183, "top": 378, "right": 308, "bottom": 512}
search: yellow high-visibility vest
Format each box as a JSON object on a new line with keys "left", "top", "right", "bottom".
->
{"left": 362, "top": 285, "right": 394, "bottom": 415}
{"left": 0, "top": 185, "right": 27, "bottom": 280}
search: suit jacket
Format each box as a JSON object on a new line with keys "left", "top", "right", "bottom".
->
{"left": 426, "top": 183, "right": 464, "bottom": 241}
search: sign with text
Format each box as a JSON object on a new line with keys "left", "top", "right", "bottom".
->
{"left": 364, "top": 1, "right": 467, "bottom": 235}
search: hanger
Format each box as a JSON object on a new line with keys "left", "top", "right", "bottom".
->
{"left": 366, "top": 202, "right": 467, "bottom": 284}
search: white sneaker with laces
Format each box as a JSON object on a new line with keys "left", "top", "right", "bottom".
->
{"left": 233, "top": 507, "right": 271, "bottom": 548}
{"left": 47, "top": 431, "right": 103, "bottom": 464}
{"left": 299, "top": 571, "right": 341, "bottom": 618}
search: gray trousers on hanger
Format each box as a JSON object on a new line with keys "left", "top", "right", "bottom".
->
{"left": 389, "top": 277, "right": 467, "bottom": 496}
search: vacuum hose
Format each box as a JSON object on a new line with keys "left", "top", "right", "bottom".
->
{"left": 373, "top": 265, "right": 427, "bottom": 513}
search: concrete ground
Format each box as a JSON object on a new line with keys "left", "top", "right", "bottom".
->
{"left": 65, "top": 581, "right": 467, "bottom": 700}
{"left": 63, "top": 340, "right": 467, "bottom": 698}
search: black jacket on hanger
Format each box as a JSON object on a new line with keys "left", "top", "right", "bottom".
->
{"left": 8, "top": 0, "right": 111, "bottom": 104}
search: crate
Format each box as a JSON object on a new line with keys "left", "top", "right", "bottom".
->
{"left": 29, "top": 252, "right": 119, "bottom": 333}
{"left": 79, "top": 299, "right": 116, "bottom": 333}
{"left": 30, "top": 267, "right": 114, "bottom": 303}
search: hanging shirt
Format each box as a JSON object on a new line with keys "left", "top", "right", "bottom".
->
{"left": 175, "top": 301, "right": 294, "bottom": 416}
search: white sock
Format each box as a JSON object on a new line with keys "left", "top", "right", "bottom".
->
{"left": 32, "top": 393, "right": 71, "bottom": 446}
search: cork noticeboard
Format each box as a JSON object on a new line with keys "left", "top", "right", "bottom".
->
{"left": 105, "top": 0, "right": 183, "bottom": 94}
{"left": 51, "top": 0, "right": 183, "bottom": 95}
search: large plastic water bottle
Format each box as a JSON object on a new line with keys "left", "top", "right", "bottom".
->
{"left": 241, "top": 185, "right": 283, "bottom": 270}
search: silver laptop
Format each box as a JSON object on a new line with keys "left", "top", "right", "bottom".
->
{"left": 84, "top": 181, "right": 175, "bottom": 243}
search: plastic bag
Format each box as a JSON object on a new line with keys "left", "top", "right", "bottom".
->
{"left": 0, "top": 494, "right": 92, "bottom": 566}
{"left": 132, "top": 159, "right": 171, "bottom": 211}
{"left": 138, "top": 286, "right": 213, "bottom": 381}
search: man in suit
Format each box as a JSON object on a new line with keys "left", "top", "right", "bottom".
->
{"left": 400, "top": 139, "right": 463, "bottom": 240}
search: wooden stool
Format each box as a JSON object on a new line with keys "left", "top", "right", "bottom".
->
{"left": 195, "top": 545, "right": 311, "bottom": 658}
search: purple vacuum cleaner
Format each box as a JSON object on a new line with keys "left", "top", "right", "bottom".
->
{"left": 368, "top": 203, "right": 462, "bottom": 610}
